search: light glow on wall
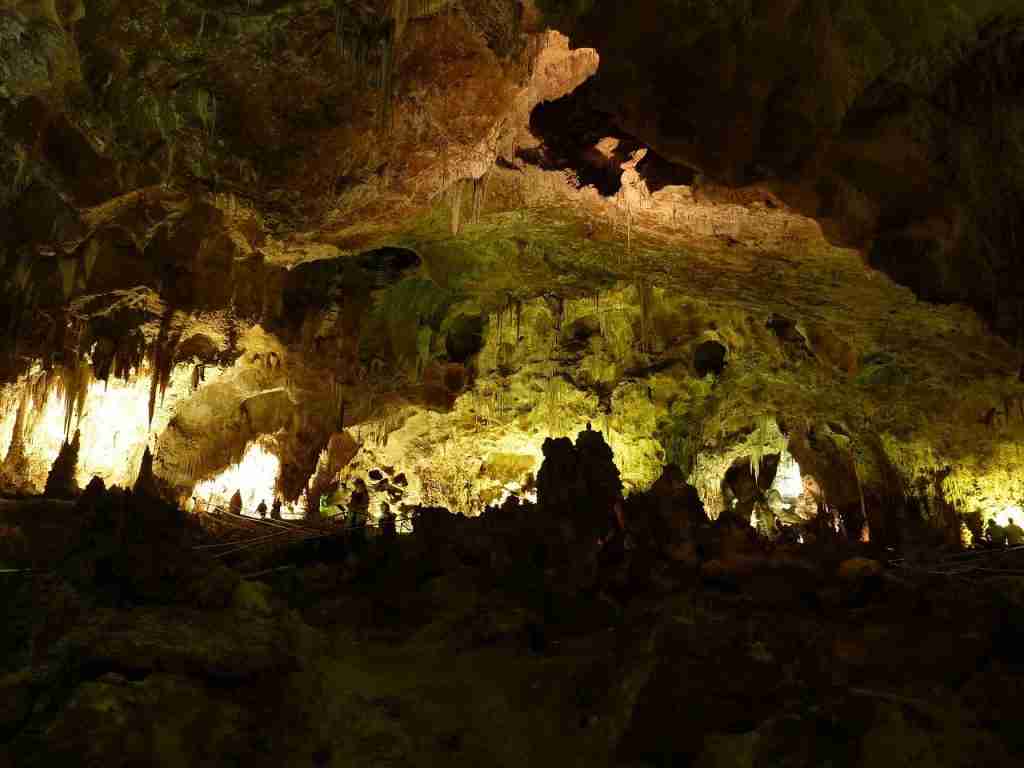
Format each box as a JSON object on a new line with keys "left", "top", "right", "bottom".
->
{"left": 0, "top": 370, "right": 191, "bottom": 490}
{"left": 0, "top": 387, "right": 17, "bottom": 461}
{"left": 191, "top": 439, "right": 302, "bottom": 519}
{"left": 994, "top": 505, "right": 1023, "bottom": 528}
{"left": 772, "top": 451, "right": 804, "bottom": 500}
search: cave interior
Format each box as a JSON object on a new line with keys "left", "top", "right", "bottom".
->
{"left": 2, "top": 1, "right": 1024, "bottom": 766}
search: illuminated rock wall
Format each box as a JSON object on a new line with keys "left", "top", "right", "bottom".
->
{"left": 190, "top": 439, "right": 302, "bottom": 519}
{"left": 0, "top": 366, "right": 196, "bottom": 492}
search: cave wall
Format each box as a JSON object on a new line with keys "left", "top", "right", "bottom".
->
{"left": 534, "top": 1, "right": 1024, "bottom": 335}
{"left": 1, "top": 0, "right": 1024, "bottom": 534}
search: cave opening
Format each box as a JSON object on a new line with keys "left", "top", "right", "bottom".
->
{"left": 190, "top": 438, "right": 302, "bottom": 519}
{"left": 721, "top": 447, "right": 823, "bottom": 538}
{"left": 521, "top": 80, "right": 696, "bottom": 196}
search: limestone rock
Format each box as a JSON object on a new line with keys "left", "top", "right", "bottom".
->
{"left": 42, "top": 429, "right": 79, "bottom": 499}
{"left": 537, "top": 425, "right": 622, "bottom": 540}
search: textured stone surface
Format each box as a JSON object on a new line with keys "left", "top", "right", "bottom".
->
{"left": 0, "top": 1, "right": 1023, "bottom": 533}
{"left": 3, "top": 479, "right": 1022, "bottom": 766}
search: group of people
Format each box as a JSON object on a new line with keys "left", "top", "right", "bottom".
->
{"left": 207, "top": 491, "right": 285, "bottom": 520}
{"left": 985, "top": 516, "right": 1024, "bottom": 547}
{"left": 214, "top": 479, "right": 398, "bottom": 537}
{"left": 335, "top": 478, "right": 398, "bottom": 540}
{"left": 255, "top": 497, "right": 284, "bottom": 520}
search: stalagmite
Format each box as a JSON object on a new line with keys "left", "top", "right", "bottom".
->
{"left": 134, "top": 445, "right": 161, "bottom": 499}
{"left": 1, "top": 389, "right": 31, "bottom": 485}
{"left": 43, "top": 429, "right": 80, "bottom": 499}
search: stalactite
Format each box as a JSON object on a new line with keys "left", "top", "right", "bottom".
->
{"left": 450, "top": 181, "right": 463, "bottom": 235}
{"left": 148, "top": 350, "right": 166, "bottom": 427}
{"left": 638, "top": 281, "right": 654, "bottom": 354}
{"left": 89, "top": 336, "right": 115, "bottom": 382}
{"left": 470, "top": 175, "right": 488, "bottom": 224}
{"left": 64, "top": 360, "right": 91, "bottom": 441}
{"left": 113, "top": 333, "right": 147, "bottom": 382}
{"left": 30, "top": 369, "right": 50, "bottom": 414}
{"left": 749, "top": 414, "right": 772, "bottom": 483}
{"left": 147, "top": 310, "right": 180, "bottom": 426}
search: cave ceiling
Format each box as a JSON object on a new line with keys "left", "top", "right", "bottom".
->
{"left": 2, "top": 0, "right": 1024, "bottom": 524}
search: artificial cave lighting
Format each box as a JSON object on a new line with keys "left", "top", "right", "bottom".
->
{"left": 191, "top": 440, "right": 301, "bottom": 519}
{"left": 0, "top": 367, "right": 195, "bottom": 491}
{"left": 0, "top": 387, "right": 23, "bottom": 464}
{"left": 771, "top": 451, "right": 804, "bottom": 501}
{"left": 497, "top": 481, "right": 539, "bottom": 507}
{"left": 342, "top": 404, "right": 657, "bottom": 516}
{"left": 994, "top": 505, "right": 1024, "bottom": 528}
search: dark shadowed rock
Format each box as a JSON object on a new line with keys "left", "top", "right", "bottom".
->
{"left": 43, "top": 430, "right": 80, "bottom": 500}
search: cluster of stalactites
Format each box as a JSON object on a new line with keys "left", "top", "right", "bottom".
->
{"left": 0, "top": 325, "right": 198, "bottom": 482}
{"left": 11, "top": 358, "right": 94, "bottom": 445}
{"left": 89, "top": 332, "right": 148, "bottom": 385}
{"left": 0, "top": 359, "right": 91, "bottom": 493}
{"left": 448, "top": 175, "right": 489, "bottom": 235}
{"left": 334, "top": 1, "right": 399, "bottom": 95}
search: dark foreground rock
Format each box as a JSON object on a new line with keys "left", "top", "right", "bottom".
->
{"left": 2, "top": 455, "right": 1024, "bottom": 767}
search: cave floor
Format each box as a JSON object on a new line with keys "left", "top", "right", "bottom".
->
{"left": 3, "top": 494, "right": 1024, "bottom": 768}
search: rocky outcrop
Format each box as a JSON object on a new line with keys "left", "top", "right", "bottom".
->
{"left": 0, "top": 0, "right": 1022, "bottom": 538}
{"left": 537, "top": 2, "right": 1024, "bottom": 332}
{"left": 5, "top": 446, "right": 1024, "bottom": 766}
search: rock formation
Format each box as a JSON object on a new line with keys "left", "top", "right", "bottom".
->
{"left": 42, "top": 429, "right": 79, "bottom": 499}
{"left": 2, "top": 4, "right": 1024, "bottom": 759}
{"left": 0, "top": 1, "right": 1019, "bottom": 537}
